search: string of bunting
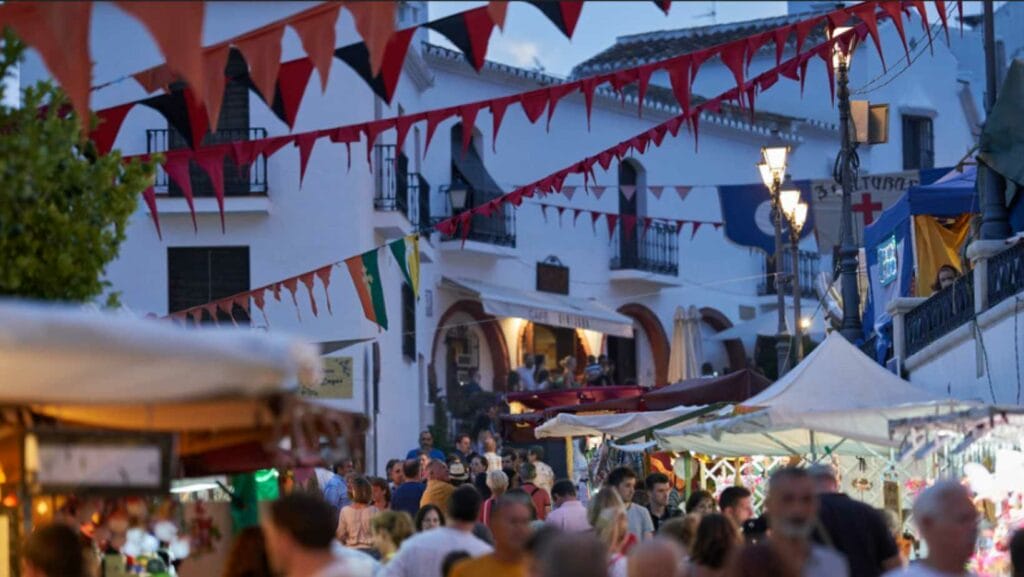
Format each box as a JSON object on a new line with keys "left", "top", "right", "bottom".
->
{"left": 432, "top": 0, "right": 949, "bottom": 239}
{"left": 534, "top": 201, "right": 722, "bottom": 240}
{"left": 529, "top": 184, "right": 694, "bottom": 202}
{"left": 125, "top": 0, "right": 937, "bottom": 237}
{"left": 168, "top": 234, "right": 419, "bottom": 332}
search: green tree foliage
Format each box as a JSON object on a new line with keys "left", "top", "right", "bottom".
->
{"left": 0, "top": 31, "right": 158, "bottom": 303}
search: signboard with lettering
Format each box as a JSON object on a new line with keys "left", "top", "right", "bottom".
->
{"left": 811, "top": 170, "right": 922, "bottom": 254}
{"left": 301, "top": 357, "right": 353, "bottom": 399}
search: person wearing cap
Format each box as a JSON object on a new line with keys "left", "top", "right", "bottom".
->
{"left": 809, "top": 464, "right": 901, "bottom": 577}
{"left": 448, "top": 459, "right": 471, "bottom": 486}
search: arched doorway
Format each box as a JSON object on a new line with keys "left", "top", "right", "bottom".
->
{"left": 609, "top": 304, "right": 670, "bottom": 387}
{"left": 430, "top": 300, "right": 510, "bottom": 395}
{"left": 518, "top": 322, "right": 588, "bottom": 376}
{"left": 700, "top": 307, "right": 748, "bottom": 372}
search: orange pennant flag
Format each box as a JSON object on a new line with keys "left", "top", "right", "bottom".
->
{"left": 5, "top": 2, "right": 93, "bottom": 127}
{"left": 117, "top": 2, "right": 205, "bottom": 100}
{"left": 236, "top": 25, "right": 285, "bottom": 107}
{"left": 200, "top": 46, "right": 231, "bottom": 133}
{"left": 346, "top": 2, "right": 396, "bottom": 76}
{"left": 290, "top": 4, "right": 340, "bottom": 93}
{"left": 487, "top": 1, "right": 509, "bottom": 30}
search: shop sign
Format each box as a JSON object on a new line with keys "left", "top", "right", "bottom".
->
{"left": 302, "top": 356, "right": 353, "bottom": 399}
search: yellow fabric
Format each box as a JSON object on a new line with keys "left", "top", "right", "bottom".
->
{"left": 913, "top": 214, "right": 972, "bottom": 297}
{"left": 408, "top": 234, "right": 420, "bottom": 297}
{"left": 420, "top": 480, "right": 455, "bottom": 510}
{"left": 450, "top": 554, "right": 528, "bottom": 577}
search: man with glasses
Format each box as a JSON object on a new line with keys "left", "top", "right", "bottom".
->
{"left": 407, "top": 429, "right": 445, "bottom": 461}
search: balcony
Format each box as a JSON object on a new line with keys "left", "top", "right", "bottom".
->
{"left": 431, "top": 184, "right": 516, "bottom": 257}
{"left": 609, "top": 220, "right": 678, "bottom": 287}
{"left": 758, "top": 250, "right": 821, "bottom": 298}
{"left": 904, "top": 273, "right": 975, "bottom": 357}
{"left": 147, "top": 128, "right": 268, "bottom": 197}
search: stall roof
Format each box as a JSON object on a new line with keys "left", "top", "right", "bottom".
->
{"left": 507, "top": 386, "right": 645, "bottom": 411}
{"left": 535, "top": 406, "right": 707, "bottom": 439}
{"left": 0, "top": 300, "right": 321, "bottom": 405}
{"left": 655, "top": 333, "right": 972, "bottom": 455}
{"left": 865, "top": 166, "right": 979, "bottom": 249}
{"left": 442, "top": 277, "right": 634, "bottom": 338}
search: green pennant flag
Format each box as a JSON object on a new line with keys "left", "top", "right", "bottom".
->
{"left": 345, "top": 248, "right": 388, "bottom": 330}
{"left": 389, "top": 234, "right": 420, "bottom": 297}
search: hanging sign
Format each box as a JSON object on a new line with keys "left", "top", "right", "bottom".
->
{"left": 301, "top": 357, "right": 354, "bottom": 399}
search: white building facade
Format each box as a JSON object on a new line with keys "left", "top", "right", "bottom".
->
{"left": 19, "top": 2, "right": 978, "bottom": 472}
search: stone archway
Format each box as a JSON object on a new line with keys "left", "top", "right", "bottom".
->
{"left": 700, "top": 306, "right": 748, "bottom": 371}
{"left": 617, "top": 304, "right": 670, "bottom": 386}
{"left": 430, "top": 300, "right": 510, "bottom": 393}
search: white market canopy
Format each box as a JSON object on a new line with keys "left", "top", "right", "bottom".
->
{"left": 0, "top": 300, "right": 324, "bottom": 431}
{"left": 535, "top": 405, "right": 709, "bottom": 439}
{"left": 656, "top": 332, "right": 972, "bottom": 456}
{"left": 443, "top": 277, "right": 634, "bottom": 337}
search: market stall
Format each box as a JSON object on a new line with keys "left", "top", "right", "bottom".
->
{"left": 0, "top": 300, "right": 365, "bottom": 577}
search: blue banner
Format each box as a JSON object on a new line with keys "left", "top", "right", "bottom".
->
{"left": 718, "top": 180, "right": 815, "bottom": 254}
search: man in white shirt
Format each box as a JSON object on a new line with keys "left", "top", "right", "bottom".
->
{"left": 528, "top": 446, "right": 555, "bottom": 495}
{"left": 882, "top": 480, "right": 979, "bottom": 577}
{"left": 515, "top": 354, "right": 536, "bottom": 392}
{"left": 262, "top": 493, "right": 357, "bottom": 577}
{"left": 545, "top": 480, "right": 590, "bottom": 532}
{"left": 382, "top": 485, "right": 493, "bottom": 577}
{"left": 606, "top": 466, "right": 654, "bottom": 542}
{"left": 765, "top": 467, "right": 849, "bottom": 577}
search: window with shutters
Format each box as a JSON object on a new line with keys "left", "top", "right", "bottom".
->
{"left": 149, "top": 49, "right": 268, "bottom": 197}
{"left": 402, "top": 283, "right": 416, "bottom": 360}
{"left": 168, "top": 247, "right": 250, "bottom": 324}
{"left": 902, "top": 115, "right": 934, "bottom": 170}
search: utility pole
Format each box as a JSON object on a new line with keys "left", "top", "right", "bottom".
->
{"left": 979, "top": 0, "right": 1010, "bottom": 240}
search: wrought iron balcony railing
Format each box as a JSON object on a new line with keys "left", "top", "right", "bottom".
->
{"left": 987, "top": 240, "right": 1024, "bottom": 309}
{"left": 904, "top": 272, "right": 975, "bottom": 357}
{"left": 609, "top": 220, "right": 679, "bottom": 276}
{"left": 431, "top": 185, "right": 516, "bottom": 247}
{"left": 147, "top": 127, "right": 268, "bottom": 196}
{"left": 759, "top": 250, "right": 821, "bottom": 297}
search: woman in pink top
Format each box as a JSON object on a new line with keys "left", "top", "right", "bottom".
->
{"left": 336, "top": 476, "right": 379, "bottom": 552}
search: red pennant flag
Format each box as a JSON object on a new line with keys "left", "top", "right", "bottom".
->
{"left": 315, "top": 265, "right": 334, "bottom": 315}
{"left": 490, "top": 97, "right": 513, "bottom": 152}
{"left": 276, "top": 58, "right": 315, "bottom": 129}
{"left": 562, "top": 185, "right": 577, "bottom": 200}
{"left": 558, "top": 2, "right": 584, "bottom": 37}
{"left": 395, "top": 115, "right": 416, "bottom": 155}
{"left": 363, "top": 120, "right": 392, "bottom": 169}
{"left": 675, "top": 220, "right": 687, "bottom": 236}
{"left": 201, "top": 46, "right": 232, "bottom": 132}
{"left": 605, "top": 214, "right": 619, "bottom": 239}
{"left": 934, "top": 0, "right": 950, "bottom": 44}
{"left": 271, "top": 283, "right": 282, "bottom": 302}
{"left": 134, "top": 66, "right": 178, "bottom": 94}
{"left": 667, "top": 57, "right": 692, "bottom": 115}
{"left": 641, "top": 217, "right": 653, "bottom": 239}
{"left": 622, "top": 214, "right": 637, "bottom": 240}
{"left": 649, "top": 185, "right": 664, "bottom": 199}
{"left": 620, "top": 185, "right": 637, "bottom": 200}
{"left": 719, "top": 42, "right": 747, "bottom": 100}
{"left": 463, "top": 7, "right": 497, "bottom": 71}
{"left": 460, "top": 104, "right": 482, "bottom": 154}
{"left": 252, "top": 288, "right": 269, "bottom": 325}
{"left": 262, "top": 135, "right": 294, "bottom": 160}
{"left": 6, "top": 2, "right": 93, "bottom": 128}
{"left": 591, "top": 185, "right": 607, "bottom": 199}
{"left": 295, "top": 133, "right": 318, "bottom": 188}
{"left": 907, "top": 1, "right": 933, "bottom": 54}
{"left": 759, "top": 70, "right": 780, "bottom": 92}
{"left": 117, "top": 2, "right": 205, "bottom": 99}
{"left": 189, "top": 309, "right": 203, "bottom": 326}
{"left": 141, "top": 186, "right": 162, "bottom": 240}
{"left": 346, "top": 2, "right": 397, "bottom": 76}
{"left": 773, "top": 26, "right": 791, "bottom": 67}
{"left": 237, "top": 25, "right": 285, "bottom": 107}
{"left": 818, "top": 46, "right": 836, "bottom": 105}
{"left": 181, "top": 87, "right": 211, "bottom": 149}
{"left": 90, "top": 103, "right": 134, "bottom": 155}
{"left": 690, "top": 49, "right": 713, "bottom": 84}
{"left": 217, "top": 299, "right": 237, "bottom": 326}
{"left": 851, "top": 3, "right": 885, "bottom": 71}
{"left": 163, "top": 154, "right": 197, "bottom": 231}
{"left": 879, "top": 1, "right": 910, "bottom": 59}
{"left": 380, "top": 28, "right": 417, "bottom": 103}
{"left": 690, "top": 222, "right": 703, "bottom": 240}
{"left": 547, "top": 84, "right": 578, "bottom": 130}
{"left": 573, "top": 208, "right": 583, "bottom": 227}
{"left": 676, "top": 186, "right": 692, "bottom": 202}
{"left": 300, "top": 272, "right": 319, "bottom": 317}
{"left": 713, "top": 222, "right": 723, "bottom": 230}
{"left": 556, "top": 205, "right": 567, "bottom": 226}
{"left": 590, "top": 211, "right": 601, "bottom": 234}
{"left": 795, "top": 17, "right": 823, "bottom": 55}
{"left": 204, "top": 303, "right": 220, "bottom": 325}
{"left": 539, "top": 204, "right": 549, "bottom": 223}
{"left": 597, "top": 151, "right": 614, "bottom": 171}
{"left": 521, "top": 90, "right": 549, "bottom": 124}
{"left": 289, "top": 4, "right": 340, "bottom": 92}
{"left": 745, "top": 32, "right": 772, "bottom": 70}
{"left": 194, "top": 147, "right": 227, "bottom": 232}
{"left": 424, "top": 108, "right": 454, "bottom": 156}
{"left": 581, "top": 77, "right": 599, "bottom": 130}
{"left": 636, "top": 64, "right": 655, "bottom": 116}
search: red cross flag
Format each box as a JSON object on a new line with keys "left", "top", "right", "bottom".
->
{"left": 809, "top": 169, "right": 923, "bottom": 256}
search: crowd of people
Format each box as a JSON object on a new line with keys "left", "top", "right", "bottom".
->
{"left": 17, "top": 441, "right": 1024, "bottom": 577}
{"left": 511, "top": 353, "right": 620, "bottom": 392}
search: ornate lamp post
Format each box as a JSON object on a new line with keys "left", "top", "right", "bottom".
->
{"left": 780, "top": 186, "right": 810, "bottom": 364}
{"left": 832, "top": 26, "right": 863, "bottom": 341}
{"left": 758, "top": 144, "right": 791, "bottom": 375}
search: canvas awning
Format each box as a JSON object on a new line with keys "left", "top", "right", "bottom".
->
{"left": 442, "top": 277, "right": 634, "bottom": 337}
{"left": 655, "top": 332, "right": 973, "bottom": 456}
{"left": 535, "top": 406, "right": 707, "bottom": 439}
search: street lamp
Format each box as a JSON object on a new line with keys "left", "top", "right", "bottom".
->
{"left": 831, "top": 25, "right": 863, "bottom": 341}
{"left": 780, "top": 183, "right": 809, "bottom": 363}
{"left": 758, "top": 143, "right": 791, "bottom": 376}
{"left": 448, "top": 185, "right": 469, "bottom": 213}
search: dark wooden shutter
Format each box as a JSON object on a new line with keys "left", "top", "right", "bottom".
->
{"left": 168, "top": 246, "right": 250, "bottom": 323}
{"left": 402, "top": 283, "right": 416, "bottom": 360}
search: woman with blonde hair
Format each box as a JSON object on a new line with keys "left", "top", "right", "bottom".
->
{"left": 370, "top": 511, "right": 414, "bottom": 564}
{"left": 336, "top": 476, "right": 379, "bottom": 552}
{"left": 479, "top": 469, "right": 509, "bottom": 527}
{"left": 587, "top": 487, "right": 630, "bottom": 577}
